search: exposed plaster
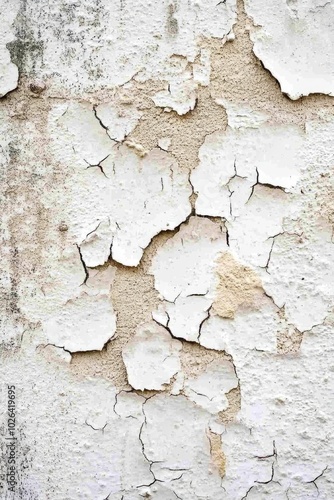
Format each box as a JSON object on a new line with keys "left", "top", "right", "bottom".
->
{"left": 213, "top": 252, "right": 263, "bottom": 319}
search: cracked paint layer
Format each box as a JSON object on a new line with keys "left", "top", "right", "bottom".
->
{"left": 140, "top": 394, "right": 224, "bottom": 499}
{"left": 183, "top": 359, "right": 238, "bottom": 414}
{"left": 43, "top": 264, "right": 117, "bottom": 353}
{"left": 51, "top": 102, "right": 192, "bottom": 267}
{"left": 150, "top": 216, "right": 228, "bottom": 302}
{"left": 1, "top": 0, "right": 334, "bottom": 498}
{"left": 191, "top": 119, "right": 304, "bottom": 220}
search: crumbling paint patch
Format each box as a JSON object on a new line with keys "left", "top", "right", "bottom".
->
{"left": 216, "top": 98, "right": 269, "bottom": 129}
{"left": 44, "top": 289, "right": 116, "bottom": 353}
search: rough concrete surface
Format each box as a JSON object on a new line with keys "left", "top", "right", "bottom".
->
{"left": 0, "top": 0, "right": 333, "bottom": 498}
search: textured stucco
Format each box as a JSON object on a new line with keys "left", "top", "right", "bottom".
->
{"left": 0, "top": 0, "right": 334, "bottom": 499}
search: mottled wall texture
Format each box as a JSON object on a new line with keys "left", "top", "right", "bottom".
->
{"left": 0, "top": 0, "right": 334, "bottom": 499}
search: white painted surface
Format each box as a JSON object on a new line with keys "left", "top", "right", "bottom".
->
{"left": 245, "top": 0, "right": 334, "bottom": 99}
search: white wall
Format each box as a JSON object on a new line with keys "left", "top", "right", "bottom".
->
{"left": 0, "top": 0, "right": 334, "bottom": 498}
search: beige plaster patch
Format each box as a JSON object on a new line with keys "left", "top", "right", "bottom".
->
{"left": 277, "top": 324, "right": 303, "bottom": 355}
{"left": 208, "top": 430, "right": 226, "bottom": 478}
{"left": 213, "top": 252, "right": 263, "bottom": 319}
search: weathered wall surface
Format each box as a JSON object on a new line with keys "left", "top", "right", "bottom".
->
{"left": 0, "top": 0, "right": 334, "bottom": 498}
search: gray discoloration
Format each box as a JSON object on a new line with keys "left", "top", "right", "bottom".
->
{"left": 7, "top": 0, "right": 44, "bottom": 75}
{"left": 167, "top": 1, "right": 179, "bottom": 35}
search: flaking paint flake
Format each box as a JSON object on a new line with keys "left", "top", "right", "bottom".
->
{"left": 1, "top": 0, "right": 334, "bottom": 498}
{"left": 245, "top": 0, "right": 334, "bottom": 99}
{"left": 122, "top": 322, "right": 182, "bottom": 391}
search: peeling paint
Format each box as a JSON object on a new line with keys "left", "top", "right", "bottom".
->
{"left": 1, "top": 0, "right": 334, "bottom": 498}
{"left": 245, "top": 0, "right": 334, "bottom": 99}
{"left": 122, "top": 322, "right": 182, "bottom": 391}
